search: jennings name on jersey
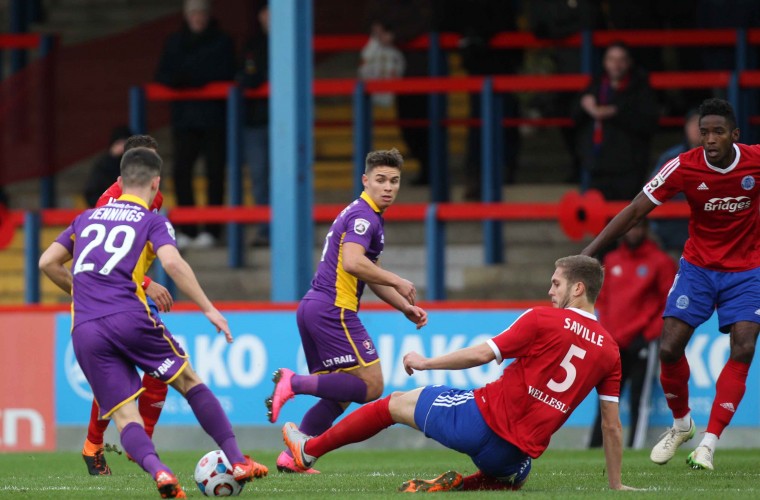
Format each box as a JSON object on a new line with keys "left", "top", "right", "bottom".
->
{"left": 645, "top": 143, "right": 760, "bottom": 271}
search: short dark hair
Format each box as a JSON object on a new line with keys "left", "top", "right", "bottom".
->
{"left": 698, "top": 98, "right": 737, "bottom": 129}
{"left": 120, "top": 147, "right": 162, "bottom": 187}
{"left": 365, "top": 148, "right": 403, "bottom": 174}
{"left": 124, "top": 134, "right": 159, "bottom": 152}
{"left": 555, "top": 255, "right": 604, "bottom": 303}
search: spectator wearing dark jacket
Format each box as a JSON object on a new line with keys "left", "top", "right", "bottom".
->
{"left": 154, "top": 0, "right": 235, "bottom": 249}
{"left": 573, "top": 42, "right": 659, "bottom": 201}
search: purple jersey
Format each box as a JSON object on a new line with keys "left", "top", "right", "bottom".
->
{"left": 303, "top": 192, "right": 384, "bottom": 311}
{"left": 55, "top": 194, "right": 177, "bottom": 328}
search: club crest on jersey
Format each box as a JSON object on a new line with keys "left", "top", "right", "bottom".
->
{"left": 676, "top": 295, "right": 689, "bottom": 310}
{"left": 354, "top": 218, "right": 370, "bottom": 235}
{"left": 741, "top": 175, "right": 755, "bottom": 190}
{"left": 165, "top": 222, "right": 176, "bottom": 240}
{"left": 363, "top": 339, "right": 376, "bottom": 355}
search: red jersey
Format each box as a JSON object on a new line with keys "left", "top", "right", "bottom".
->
{"left": 96, "top": 181, "right": 163, "bottom": 211}
{"left": 644, "top": 143, "right": 760, "bottom": 271}
{"left": 474, "top": 307, "right": 621, "bottom": 458}
{"left": 596, "top": 239, "right": 676, "bottom": 348}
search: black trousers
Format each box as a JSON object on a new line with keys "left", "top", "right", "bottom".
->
{"left": 171, "top": 127, "right": 226, "bottom": 238}
{"left": 589, "top": 335, "right": 650, "bottom": 448}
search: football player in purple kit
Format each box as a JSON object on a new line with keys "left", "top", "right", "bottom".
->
{"left": 266, "top": 148, "right": 428, "bottom": 473}
{"left": 582, "top": 98, "right": 760, "bottom": 471}
{"left": 39, "top": 147, "right": 267, "bottom": 498}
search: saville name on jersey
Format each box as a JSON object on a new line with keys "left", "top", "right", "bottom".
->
{"left": 564, "top": 317, "right": 604, "bottom": 346}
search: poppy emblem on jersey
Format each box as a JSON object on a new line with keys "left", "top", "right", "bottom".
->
{"left": 676, "top": 295, "right": 690, "bottom": 310}
{"left": 741, "top": 175, "right": 755, "bottom": 190}
{"left": 354, "top": 218, "right": 371, "bottom": 235}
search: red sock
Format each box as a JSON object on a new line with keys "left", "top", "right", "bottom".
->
{"left": 706, "top": 359, "right": 749, "bottom": 437}
{"left": 86, "top": 400, "right": 109, "bottom": 446}
{"left": 139, "top": 374, "right": 169, "bottom": 439}
{"left": 305, "top": 395, "right": 393, "bottom": 458}
{"left": 462, "top": 471, "right": 523, "bottom": 491}
{"left": 660, "top": 355, "right": 691, "bottom": 418}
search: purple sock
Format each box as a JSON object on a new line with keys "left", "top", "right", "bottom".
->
{"left": 186, "top": 384, "right": 245, "bottom": 464}
{"left": 120, "top": 422, "right": 167, "bottom": 478}
{"left": 299, "top": 399, "right": 346, "bottom": 437}
{"left": 291, "top": 373, "right": 367, "bottom": 403}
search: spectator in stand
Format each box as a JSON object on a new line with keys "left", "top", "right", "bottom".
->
{"left": 648, "top": 110, "right": 700, "bottom": 254}
{"left": 364, "top": 0, "right": 433, "bottom": 186}
{"left": 155, "top": 0, "right": 235, "bottom": 250}
{"left": 239, "top": 2, "right": 271, "bottom": 247}
{"left": 588, "top": 219, "right": 677, "bottom": 449}
{"left": 573, "top": 42, "right": 659, "bottom": 201}
{"left": 83, "top": 125, "right": 132, "bottom": 207}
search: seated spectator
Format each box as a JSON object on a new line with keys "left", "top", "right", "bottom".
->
{"left": 83, "top": 125, "right": 132, "bottom": 207}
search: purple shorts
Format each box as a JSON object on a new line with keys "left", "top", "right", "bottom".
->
{"left": 296, "top": 299, "right": 379, "bottom": 373}
{"left": 72, "top": 310, "right": 187, "bottom": 418}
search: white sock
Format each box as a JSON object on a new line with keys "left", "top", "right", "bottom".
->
{"left": 700, "top": 433, "right": 718, "bottom": 451}
{"left": 673, "top": 413, "right": 692, "bottom": 431}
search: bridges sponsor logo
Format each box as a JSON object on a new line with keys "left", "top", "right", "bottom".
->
{"left": 703, "top": 196, "right": 751, "bottom": 212}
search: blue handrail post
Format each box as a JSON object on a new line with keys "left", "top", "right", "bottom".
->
{"left": 580, "top": 29, "right": 593, "bottom": 76}
{"left": 129, "top": 86, "right": 147, "bottom": 134}
{"left": 226, "top": 85, "right": 244, "bottom": 268}
{"left": 481, "top": 78, "right": 502, "bottom": 265}
{"left": 428, "top": 32, "right": 449, "bottom": 202}
{"left": 24, "top": 211, "right": 40, "bottom": 304}
{"left": 425, "top": 203, "right": 445, "bottom": 300}
{"left": 352, "top": 81, "right": 371, "bottom": 197}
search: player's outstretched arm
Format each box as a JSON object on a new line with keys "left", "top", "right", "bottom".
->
{"left": 39, "top": 242, "right": 73, "bottom": 294}
{"left": 600, "top": 400, "right": 637, "bottom": 490}
{"left": 156, "top": 244, "right": 232, "bottom": 343}
{"left": 581, "top": 192, "right": 656, "bottom": 258}
{"left": 403, "top": 343, "right": 495, "bottom": 375}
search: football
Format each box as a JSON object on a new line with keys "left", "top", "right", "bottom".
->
{"left": 194, "top": 450, "right": 243, "bottom": 497}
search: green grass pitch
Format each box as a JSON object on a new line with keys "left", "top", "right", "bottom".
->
{"left": 1, "top": 448, "right": 759, "bottom": 498}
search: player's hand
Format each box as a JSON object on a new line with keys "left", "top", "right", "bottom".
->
{"left": 394, "top": 278, "right": 416, "bottom": 305}
{"left": 145, "top": 281, "right": 173, "bottom": 312}
{"left": 403, "top": 351, "right": 428, "bottom": 375}
{"left": 403, "top": 305, "right": 428, "bottom": 330}
{"left": 205, "top": 308, "right": 233, "bottom": 343}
